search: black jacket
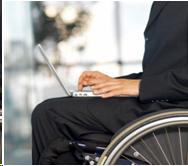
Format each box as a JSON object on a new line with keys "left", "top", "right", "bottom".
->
{"left": 122, "top": 2, "right": 188, "bottom": 106}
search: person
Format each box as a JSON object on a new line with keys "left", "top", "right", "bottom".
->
{"left": 31, "top": 1, "right": 188, "bottom": 165}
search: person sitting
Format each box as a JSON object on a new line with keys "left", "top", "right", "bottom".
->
{"left": 31, "top": 2, "right": 188, "bottom": 164}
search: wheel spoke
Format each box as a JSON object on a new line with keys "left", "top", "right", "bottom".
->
{"left": 186, "top": 150, "right": 188, "bottom": 164}
{"left": 164, "top": 128, "right": 176, "bottom": 164}
{"left": 152, "top": 132, "right": 171, "bottom": 164}
{"left": 99, "top": 114, "right": 188, "bottom": 165}
{"left": 130, "top": 146, "right": 152, "bottom": 165}
{"left": 121, "top": 154, "right": 137, "bottom": 165}
{"left": 186, "top": 127, "right": 188, "bottom": 164}
{"left": 178, "top": 127, "right": 184, "bottom": 165}
{"left": 141, "top": 138, "right": 162, "bottom": 164}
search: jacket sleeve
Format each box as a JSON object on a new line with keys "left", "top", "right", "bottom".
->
{"left": 116, "top": 72, "right": 143, "bottom": 79}
{"left": 139, "top": 65, "right": 188, "bottom": 102}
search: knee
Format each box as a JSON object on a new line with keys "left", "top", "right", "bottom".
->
{"left": 31, "top": 97, "right": 71, "bottom": 125}
{"left": 31, "top": 99, "right": 50, "bottom": 125}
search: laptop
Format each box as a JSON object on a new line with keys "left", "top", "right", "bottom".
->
{"left": 37, "top": 44, "right": 101, "bottom": 97}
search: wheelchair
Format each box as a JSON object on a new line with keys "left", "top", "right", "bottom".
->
{"left": 70, "top": 108, "right": 188, "bottom": 165}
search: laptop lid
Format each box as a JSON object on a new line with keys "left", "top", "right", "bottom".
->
{"left": 37, "top": 44, "right": 71, "bottom": 96}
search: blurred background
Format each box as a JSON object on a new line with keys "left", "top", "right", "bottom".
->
{"left": 4, "top": 1, "right": 153, "bottom": 164}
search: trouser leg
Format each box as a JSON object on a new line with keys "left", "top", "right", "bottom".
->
{"left": 32, "top": 97, "right": 109, "bottom": 164}
{"left": 31, "top": 97, "right": 143, "bottom": 164}
{"left": 31, "top": 97, "right": 83, "bottom": 164}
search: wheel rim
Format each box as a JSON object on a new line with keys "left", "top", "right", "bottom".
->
{"left": 99, "top": 117, "right": 188, "bottom": 165}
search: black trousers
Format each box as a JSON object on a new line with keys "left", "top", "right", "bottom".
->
{"left": 31, "top": 96, "right": 164, "bottom": 164}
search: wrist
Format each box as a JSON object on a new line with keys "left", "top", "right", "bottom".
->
{"left": 126, "top": 79, "right": 141, "bottom": 96}
{"left": 134, "top": 79, "right": 141, "bottom": 96}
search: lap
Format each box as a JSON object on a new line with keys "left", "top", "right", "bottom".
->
{"left": 32, "top": 96, "right": 170, "bottom": 147}
{"left": 34, "top": 97, "right": 145, "bottom": 134}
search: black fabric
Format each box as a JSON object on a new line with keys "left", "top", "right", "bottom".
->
{"left": 32, "top": 2, "right": 188, "bottom": 165}
{"left": 116, "top": 72, "right": 143, "bottom": 80}
{"left": 32, "top": 97, "right": 187, "bottom": 164}
{"left": 120, "top": 2, "right": 188, "bottom": 103}
{"left": 140, "top": 1, "right": 188, "bottom": 102}
{"left": 32, "top": 97, "right": 146, "bottom": 164}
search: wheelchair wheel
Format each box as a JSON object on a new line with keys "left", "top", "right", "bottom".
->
{"left": 98, "top": 109, "right": 188, "bottom": 165}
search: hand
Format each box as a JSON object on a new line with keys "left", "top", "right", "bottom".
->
{"left": 78, "top": 71, "right": 112, "bottom": 91}
{"left": 91, "top": 79, "right": 141, "bottom": 98}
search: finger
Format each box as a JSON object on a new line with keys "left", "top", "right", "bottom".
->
{"left": 81, "top": 71, "right": 105, "bottom": 81}
{"left": 78, "top": 81, "right": 85, "bottom": 91}
{"left": 101, "top": 88, "right": 123, "bottom": 98}
{"left": 78, "top": 71, "right": 109, "bottom": 90}
{"left": 78, "top": 71, "right": 99, "bottom": 85}
{"left": 78, "top": 78, "right": 92, "bottom": 91}
{"left": 93, "top": 85, "right": 121, "bottom": 94}
{"left": 79, "top": 77, "right": 108, "bottom": 91}
{"left": 92, "top": 80, "right": 119, "bottom": 90}
{"left": 78, "top": 71, "right": 92, "bottom": 90}
{"left": 78, "top": 71, "right": 90, "bottom": 84}
{"left": 88, "top": 78, "right": 107, "bottom": 86}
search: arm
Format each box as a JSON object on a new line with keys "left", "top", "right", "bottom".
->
{"left": 78, "top": 71, "right": 141, "bottom": 98}
{"left": 139, "top": 66, "right": 188, "bottom": 102}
